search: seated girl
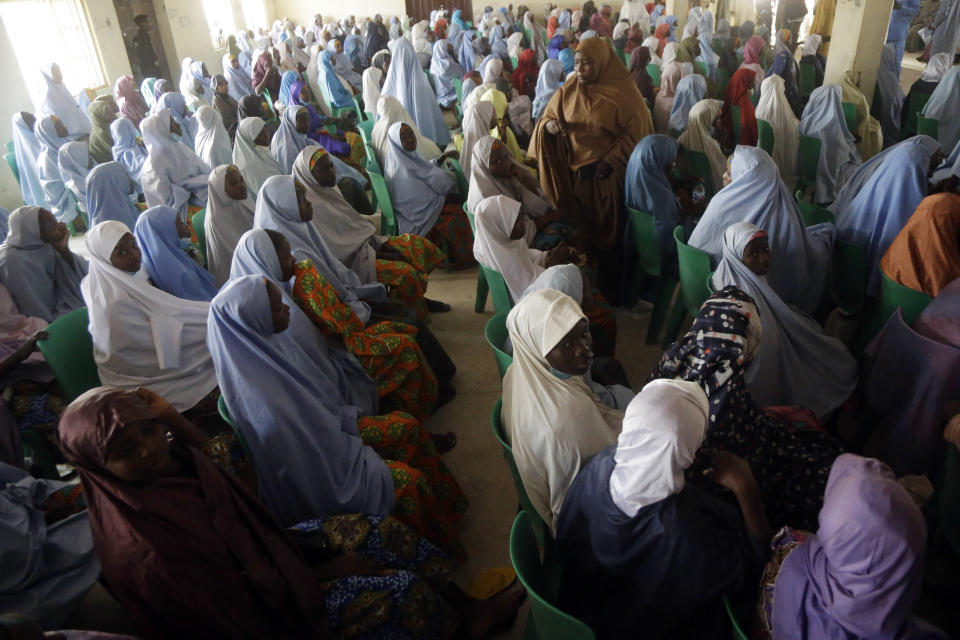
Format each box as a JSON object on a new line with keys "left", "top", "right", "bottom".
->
{"left": 467, "top": 136, "right": 576, "bottom": 250}
{"left": 0, "top": 207, "right": 87, "bottom": 323}
{"left": 154, "top": 91, "right": 198, "bottom": 150}
{"left": 798, "top": 85, "right": 861, "bottom": 204}
{"left": 57, "top": 140, "right": 91, "bottom": 215}
{"left": 677, "top": 99, "right": 726, "bottom": 193}
{"left": 58, "top": 386, "right": 520, "bottom": 639}
{"left": 85, "top": 161, "right": 140, "bottom": 229}
{"left": 109, "top": 117, "right": 147, "bottom": 183}
{"left": 799, "top": 34, "right": 825, "bottom": 88}
{"left": 382, "top": 123, "right": 475, "bottom": 268}
{"left": 557, "top": 380, "right": 769, "bottom": 639}
{"left": 712, "top": 222, "right": 857, "bottom": 417}
{"left": 35, "top": 116, "right": 80, "bottom": 227}
{"left": 880, "top": 192, "right": 960, "bottom": 298}
{"left": 139, "top": 111, "right": 210, "bottom": 213}
{"left": 372, "top": 95, "right": 444, "bottom": 165}
{"left": 232, "top": 116, "right": 284, "bottom": 196}
{"left": 293, "top": 146, "right": 449, "bottom": 322}
{"left": 430, "top": 39, "right": 463, "bottom": 108}
{"left": 760, "top": 454, "right": 944, "bottom": 639}
{"left": 650, "top": 287, "right": 845, "bottom": 530}
{"left": 133, "top": 206, "right": 218, "bottom": 301}
{"left": 81, "top": 221, "right": 218, "bottom": 413}
{"left": 208, "top": 275, "right": 466, "bottom": 551}
{"left": 205, "top": 164, "right": 256, "bottom": 287}
{"left": 288, "top": 77, "right": 355, "bottom": 153}
{"left": 502, "top": 289, "right": 624, "bottom": 532}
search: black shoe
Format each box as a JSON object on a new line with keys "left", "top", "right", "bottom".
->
{"left": 426, "top": 298, "right": 452, "bottom": 313}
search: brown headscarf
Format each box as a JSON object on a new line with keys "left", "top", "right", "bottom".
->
{"left": 880, "top": 193, "right": 960, "bottom": 297}
{"left": 58, "top": 387, "right": 327, "bottom": 639}
{"left": 87, "top": 97, "right": 118, "bottom": 164}
{"left": 628, "top": 45, "right": 654, "bottom": 103}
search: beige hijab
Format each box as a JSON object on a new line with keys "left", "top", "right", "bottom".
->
{"left": 755, "top": 75, "right": 799, "bottom": 190}
{"left": 678, "top": 99, "right": 726, "bottom": 193}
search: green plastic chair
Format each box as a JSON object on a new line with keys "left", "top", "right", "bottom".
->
{"left": 647, "top": 63, "right": 660, "bottom": 87}
{"left": 453, "top": 77, "right": 463, "bottom": 103}
{"left": 480, "top": 265, "right": 514, "bottom": 313}
{"left": 841, "top": 102, "right": 857, "bottom": 133}
{"left": 4, "top": 152, "right": 19, "bottom": 184}
{"left": 626, "top": 207, "right": 678, "bottom": 344}
{"left": 684, "top": 149, "right": 716, "bottom": 197}
{"left": 217, "top": 395, "right": 254, "bottom": 463}
{"left": 20, "top": 428, "right": 60, "bottom": 479}
{"left": 618, "top": 49, "right": 629, "bottom": 66}
{"left": 797, "top": 61, "right": 816, "bottom": 97}
{"left": 757, "top": 118, "right": 775, "bottom": 156}
{"left": 465, "top": 206, "right": 490, "bottom": 313}
{"left": 664, "top": 226, "right": 713, "bottom": 344}
{"left": 369, "top": 173, "right": 397, "bottom": 235}
{"left": 830, "top": 240, "right": 868, "bottom": 316}
{"left": 878, "top": 271, "right": 934, "bottom": 327}
{"left": 318, "top": 81, "right": 357, "bottom": 119}
{"left": 730, "top": 104, "right": 742, "bottom": 143}
{"left": 794, "top": 191, "right": 834, "bottom": 226}
{"left": 260, "top": 89, "right": 278, "bottom": 121}
{"left": 510, "top": 56, "right": 519, "bottom": 68}
{"left": 717, "top": 67, "right": 731, "bottom": 94}
{"left": 191, "top": 208, "right": 207, "bottom": 267}
{"left": 693, "top": 61, "right": 708, "bottom": 77}
{"left": 364, "top": 143, "right": 382, "bottom": 175}
{"left": 442, "top": 157, "right": 469, "bottom": 200}
{"left": 510, "top": 511, "right": 595, "bottom": 640}
{"left": 357, "top": 118, "right": 374, "bottom": 144}
{"left": 5, "top": 141, "right": 12, "bottom": 153}
{"left": 484, "top": 312, "right": 513, "bottom": 378}
{"left": 902, "top": 92, "right": 931, "bottom": 137}
{"left": 796, "top": 135, "right": 822, "bottom": 195}
{"left": 36, "top": 307, "right": 101, "bottom": 402}
{"left": 724, "top": 596, "right": 750, "bottom": 640}
{"left": 917, "top": 114, "right": 939, "bottom": 140}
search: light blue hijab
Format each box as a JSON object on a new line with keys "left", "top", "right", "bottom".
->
{"left": 277, "top": 69, "right": 300, "bottom": 105}
{"left": 459, "top": 30, "right": 478, "bottom": 71}
{"left": 920, "top": 64, "right": 960, "bottom": 155}
{"left": 317, "top": 50, "right": 354, "bottom": 109}
{"left": 134, "top": 205, "right": 217, "bottom": 301}
{"left": 382, "top": 122, "right": 455, "bottom": 236}
{"left": 383, "top": 38, "right": 451, "bottom": 147}
{"left": 10, "top": 113, "right": 44, "bottom": 206}
{"left": 109, "top": 117, "right": 147, "bottom": 181}
{"left": 625, "top": 135, "right": 683, "bottom": 259}
{"left": 0, "top": 208, "right": 7, "bottom": 242}
{"left": 189, "top": 60, "right": 214, "bottom": 103}
{"left": 668, "top": 74, "right": 706, "bottom": 134}
{"left": 252, "top": 175, "right": 386, "bottom": 325}
{"left": 269, "top": 105, "right": 308, "bottom": 173}
{"left": 688, "top": 146, "right": 835, "bottom": 314}
{"left": 559, "top": 47, "right": 575, "bottom": 75}
{"left": 798, "top": 84, "right": 861, "bottom": 204}
{"left": 207, "top": 274, "right": 392, "bottom": 526}
{"left": 154, "top": 92, "right": 197, "bottom": 150}
{"left": 430, "top": 39, "right": 463, "bottom": 107}
{"left": 932, "top": 135, "right": 960, "bottom": 184}
{"left": 532, "top": 59, "right": 565, "bottom": 121}
{"left": 833, "top": 135, "right": 940, "bottom": 294}
{"left": 34, "top": 116, "right": 78, "bottom": 224}
{"left": 86, "top": 162, "right": 139, "bottom": 229}
{"left": 875, "top": 44, "right": 905, "bottom": 147}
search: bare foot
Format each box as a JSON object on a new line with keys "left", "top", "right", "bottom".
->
{"left": 448, "top": 579, "right": 527, "bottom": 640}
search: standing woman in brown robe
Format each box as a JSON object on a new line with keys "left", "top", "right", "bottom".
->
{"left": 528, "top": 37, "right": 654, "bottom": 301}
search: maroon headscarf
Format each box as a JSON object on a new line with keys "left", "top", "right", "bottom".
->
{"left": 113, "top": 75, "right": 148, "bottom": 127}
{"left": 590, "top": 10, "right": 613, "bottom": 37}
{"left": 511, "top": 49, "right": 540, "bottom": 98}
{"left": 58, "top": 387, "right": 327, "bottom": 639}
{"left": 252, "top": 51, "right": 281, "bottom": 95}
{"left": 629, "top": 46, "right": 655, "bottom": 104}
{"left": 625, "top": 26, "right": 645, "bottom": 53}
{"left": 722, "top": 67, "right": 757, "bottom": 146}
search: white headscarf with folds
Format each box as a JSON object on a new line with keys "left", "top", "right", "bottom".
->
{"left": 194, "top": 106, "right": 233, "bottom": 170}
{"left": 756, "top": 74, "right": 799, "bottom": 190}
{"left": 232, "top": 117, "right": 283, "bottom": 196}
{"left": 204, "top": 165, "right": 256, "bottom": 286}
{"left": 139, "top": 110, "right": 211, "bottom": 212}
{"left": 472, "top": 194, "right": 544, "bottom": 300}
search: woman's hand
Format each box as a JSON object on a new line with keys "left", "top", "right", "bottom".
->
{"left": 545, "top": 119, "right": 561, "bottom": 135}
{"left": 545, "top": 243, "right": 576, "bottom": 267}
{"left": 703, "top": 450, "right": 755, "bottom": 493}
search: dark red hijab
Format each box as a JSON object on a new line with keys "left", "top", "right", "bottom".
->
{"left": 654, "top": 22, "right": 671, "bottom": 55}
{"left": 511, "top": 49, "right": 540, "bottom": 98}
{"left": 252, "top": 51, "right": 281, "bottom": 95}
{"left": 58, "top": 387, "right": 327, "bottom": 640}
{"left": 722, "top": 67, "right": 758, "bottom": 146}
{"left": 629, "top": 46, "right": 655, "bottom": 103}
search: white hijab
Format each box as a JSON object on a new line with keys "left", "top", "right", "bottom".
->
{"left": 371, "top": 95, "right": 442, "bottom": 164}
{"left": 473, "top": 194, "right": 545, "bottom": 301}
{"left": 620, "top": 0, "right": 651, "bottom": 34}
{"left": 233, "top": 116, "right": 284, "bottom": 196}
{"left": 39, "top": 63, "right": 90, "bottom": 136}
{"left": 755, "top": 75, "right": 799, "bottom": 190}
{"left": 643, "top": 37, "right": 663, "bottom": 67}
{"left": 800, "top": 34, "right": 822, "bottom": 58}
{"left": 920, "top": 52, "right": 953, "bottom": 83}
{"left": 460, "top": 101, "right": 497, "bottom": 178}
{"left": 503, "top": 288, "right": 623, "bottom": 532}
{"left": 362, "top": 50, "right": 390, "bottom": 118}
{"left": 194, "top": 105, "right": 233, "bottom": 170}
{"left": 204, "top": 165, "right": 256, "bottom": 286}
{"left": 81, "top": 221, "right": 217, "bottom": 411}
{"left": 678, "top": 99, "right": 726, "bottom": 195}
{"left": 609, "top": 379, "right": 708, "bottom": 516}
{"left": 139, "top": 110, "right": 211, "bottom": 212}
{"left": 467, "top": 135, "right": 550, "bottom": 217}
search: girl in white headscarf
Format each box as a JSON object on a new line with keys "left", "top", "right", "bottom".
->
{"left": 362, "top": 50, "right": 391, "bottom": 118}
{"left": 642, "top": 37, "right": 663, "bottom": 66}
{"left": 139, "top": 110, "right": 210, "bottom": 212}
{"left": 620, "top": 0, "right": 650, "bottom": 34}
{"left": 232, "top": 116, "right": 284, "bottom": 196}
{"left": 503, "top": 288, "right": 623, "bottom": 532}
{"left": 205, "top": 164, "right": 255, "bottom": 286}
{"left": 711, "top": 222, "right": 857, "bottom": 416}
{"left": 35, "top": 115, "right": 79, "bottom": 225}
{"left": 678, "top": 99, "right": 726, "bottom": 195}
{"left": 38, "top": 63, "right": 90, "bottom": 136}
{"left": 194, "top": 106, "right": 233, "bottom": 169}
{"left": 524, "top": 11, "right": 548, "bottom": 63}
{"left": 81, "top": 220, "right": 218, "bottom": 411}
{"left": 411, "top": 20, "right": 434, "bottom": 67}
{"left": 459, "top": 101, "right": 497, "bottom": 177}
{"left": 371, "top": 96, "right": 442, "bottom": 164}
{"left": 755, "top": 74, "right": 799, "bottom": 189}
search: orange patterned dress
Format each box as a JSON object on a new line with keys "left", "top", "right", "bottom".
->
{"left": 376, "top": 234, "right": 447, "bottom": 322}
{"left": 292, "top": 259, "right": 439, "bottom": 420}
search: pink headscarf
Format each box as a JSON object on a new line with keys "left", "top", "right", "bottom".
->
{"left": 743, "top": 35, "right": 764, "bottom": 65}
{"left": 113, "top": 75, "right": 148, "bottom": 127}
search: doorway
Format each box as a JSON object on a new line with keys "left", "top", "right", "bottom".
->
{"left": 405, "top": 0, "right": 473, "bottom": 24}
{"left": 111, "top": 0, "right": 173, "bottom": 84}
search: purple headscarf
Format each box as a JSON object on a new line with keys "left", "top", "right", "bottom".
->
{"left": 772, "top": 454, "right": 930, "bottom": 639}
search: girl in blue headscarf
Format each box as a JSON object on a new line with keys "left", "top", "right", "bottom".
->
{"left": 86, "top": 162, "right": 140, "bottom": 229}
{"left": 277, "top": 69, "right": 300, "bottom": 105}
{"left": 668, "top": 74, "right": 706, "bottom": 134}
{"left": 34, "top": 115, "right": 79, "bottom": 225}
{"left": 459, "top": 29, "right": 479, "bottom": 70}
{"left": 382, "top": 38, "right": 451, "bottom": 147}
{"left": 154, "top": 92, "right": 198, "bottom": 150}
{"left": 430, "top": 39, "right": 462, "bottom": 108}
{"left": 109, "top": 117, "right": 147, "bottom": 182}
{"left": 317, "top": 50, "right": 355, "bottom": 110}
{"left": 532, "top": 59, "right": 565, "bottom": 121}
{"left": 625, "top": 135, "right": 687, "bottom": 263}
{"left": 343, "top": 32, "right": 365, "bottom": 69}
{"left": 798, "top": 84, "right": 861, "bottom": 204}
{"left": 134, "top": 205, "right": 216, "bottom": 301}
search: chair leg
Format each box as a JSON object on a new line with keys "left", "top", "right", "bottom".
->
{"left": 474, "top": 269, "right": 489, "bottom": 313}
{"left": 645, "top": 276, "right": 679, "bottom": 345}
{"left": 662, "top": 302, "right": 688, "bottom": 348}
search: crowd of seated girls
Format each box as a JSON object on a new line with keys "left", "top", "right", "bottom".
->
{"left": 1, "top": 2, "right": 960, "bottom": 638}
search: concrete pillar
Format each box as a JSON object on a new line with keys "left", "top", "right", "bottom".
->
{"left": 667, "top": 0, "right": 690, "bottom": 37}
{"left": 823, "top": 0, "right": 894, "bottom": 105}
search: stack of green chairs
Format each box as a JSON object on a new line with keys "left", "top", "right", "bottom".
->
{"left": 796, "top": 135, "right": 822, "bottom": 195}
{"left": 368, "top": 173, "right": 397, "bottom": 235}
{"left": 841, "top": 102, "right": 857, "bottom": 133}
{"left": 757, "top": 119, "right": 775, "bottom": 156}
{"left": 626, "top": 208, "right": 678, "bottom": 344}
{"left": 797, "top": 61, "right": 816, "bottom": 97}
{"left": 663, "top": 226, "right": 713, "bottom": 344}
{"left": 191, "top": 208, "right": 207, "bottom": 267}
{"left": 902, "top": 92, "right": 931, "bottom": 137}
{"left": 484, "top": 312, "right": 513, "bottom": 378}
{"left": 917, "top": 114, "right": 939, "bottom": 139}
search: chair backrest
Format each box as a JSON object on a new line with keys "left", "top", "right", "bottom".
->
{"left": 674, "top": 226, "right": 713, "bottom": 317}
{"left": 510, "top": 56, "right": 519, "bottom": 68}
{"left": 794, "top": 191, "right": 835, "bottom": 226}
{"left": 442, "top": 157, "right": 469, "bottom": 200}
{"left": 917, "top": 114, "right": 939, "bottom": 140}
{"left": 464, "top": 204, "right": 475, "bottom": 231}
{"left": 453, "top": 77, "right": 463, "bottom": 103}
{"left": 796, "top": 135, "right": 822, "bottom": 192}
{"left": 509, "top": 511, "right": 596, "bottom": 640}
{"left": 36, "top": 307, "right": 102, "bottom": 402}
{"left": 830, "top": 240, "right": 868, "bottom": 316}
{"left": 646, "top": 63, "right": 660, "bottom": 87}
{"left": 879, "top": 271, "right": 934, "bottom": 327}
{"left": 484, "top": 312, "right": 513, "bottom": 379}
{"left": 717, "top": 67, "right": 731, "bottom": 94}
{"left": 841, "top": 102, "right": 857, "bottom": 132}
{"left": 730, "top": 104, "right": 742, "bottom": 143}
{"left": 491, "top": 399, "right": 550, "bottom": 542}
{"left": 684, "top": 149, "right": 716, "bottom": 196}
{"left": 797, "top": 61, "right": 816, "bottom": 96}
{"left": 693, "top": 60, "right": 707, "bottom": 77}
{"left": 479, "top": 264, "right": 514, "bottom": 313}
{"left": 724, "top": 596, "right": 750, "bottom": 640}
{"left": 191, "top": 208, "right": 207, "bottom": 267}
{"left": 903, "top": 92, "right": 931, "bottom": 137}
{"left": 5, "top": 141, "right": 12, "bottom": 153}
{"left": 618, "top": 49, "right": 629, "bottom": 66}
{"left": 4, "top": 152, "right": 19, "bottom": 184}
{"left": 627, "top": 207, "right": 661, "bottom": 277}
{"left": 757, "top": 118, "right": 775, "bottom": 155}
{"left": 365, "top": 143, "right": 382, "bottom": 175}
{"left": 357, "top": 118, "right": 374, "bottom": 144}
{"left": 368, "top": 172, "right": 397, "bottom": 235}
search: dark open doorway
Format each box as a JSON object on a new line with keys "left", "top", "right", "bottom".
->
{"left": 112, "top": 0, "right": 173, "bottom": 84}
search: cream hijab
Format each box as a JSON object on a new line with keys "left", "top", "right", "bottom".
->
{"left": 472, "top": 194, "right": 544, "bottom": 300}
{"left": 194, "top": 105, "right": 233, "bottom": 169}
{"left": 609, "top": 379, "right": 708, "bottom": 516}
{"left": 232, "top": 117, "right": 283, "bottom": 196}
{"left": 204, "top": 165, "right": 256, "bottom": 286}
{"left": 678, "top": 99, "right": 726, "bottom": 195}
{"left": 81, "top": 221, "right": 217, "bottom": 411}
{"left": 756, "top": 75, "right": 799, "bottom": 190}
{"left": 371, "top": 95, "right": 443, "bottom": 165}
{"left": 460, "top": 101, "right": 497, "bottom": 177}
{"left": 503, "top": 288, "right": 623, "bottom": 531}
